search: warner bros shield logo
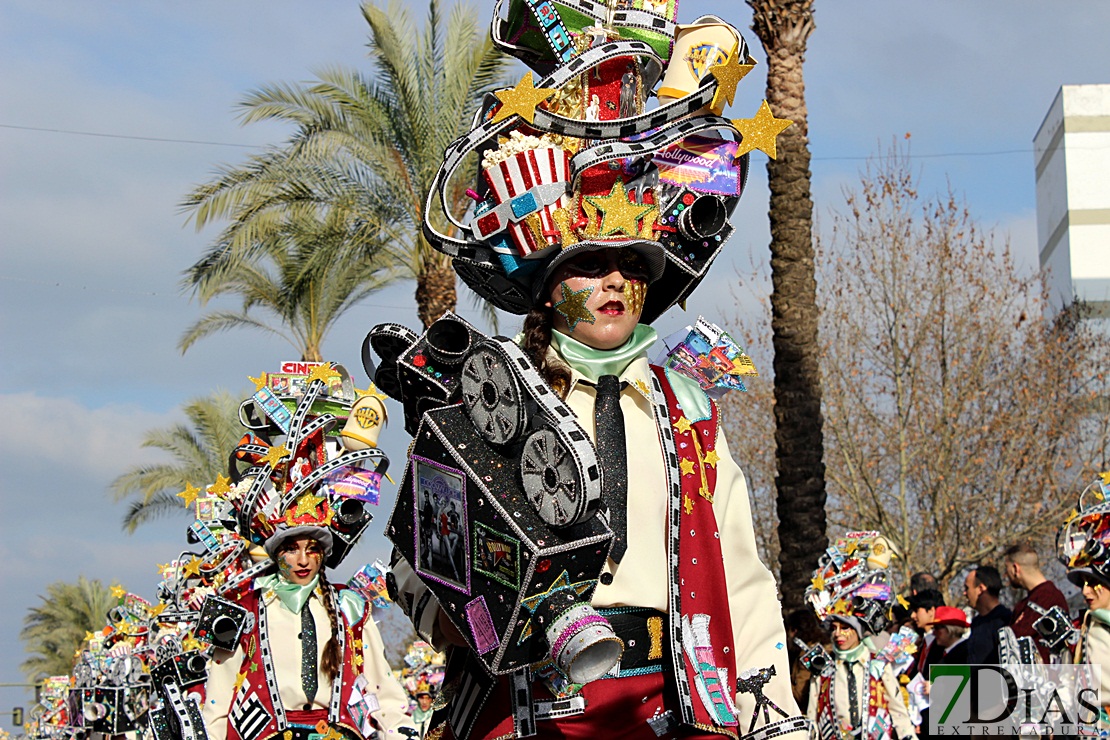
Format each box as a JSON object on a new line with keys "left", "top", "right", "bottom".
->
{"left": 930, "top": 663, "right": 1103, "bottom": 736}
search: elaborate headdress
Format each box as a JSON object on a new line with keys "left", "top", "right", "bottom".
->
{"left": 422, "top": 5, "right": 790, "bottom": 322}
{"left": 1058, "top": 472, "right": 1110, "bottom": 588}
{"left": 805, "top": 531, "right": 898, "bottom": 636}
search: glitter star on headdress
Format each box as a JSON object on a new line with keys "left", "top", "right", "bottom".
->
{"left": 492, "top": 72, "right": 557, "bottom": 125}
{"left": 177, "top": 482, "right": 200, "bottom": 508}
{"left": 585, "top": 180, "right": 657, "bottom": 237}
{"left": 306, "top": 363, "right": 339, "bottom": 386}
{"left": 709, "top": 53, "right": 756, "bottom": 112}
{"left": 732, "top": 100, "right": 793, "bottom": 159}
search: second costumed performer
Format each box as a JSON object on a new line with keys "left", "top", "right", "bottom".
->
{"left": 385, "top": 4, "right": 808, "bottom": 739}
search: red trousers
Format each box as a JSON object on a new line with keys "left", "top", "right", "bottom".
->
{"left": 441, "top": 671, "right": 733, "bottom": 740}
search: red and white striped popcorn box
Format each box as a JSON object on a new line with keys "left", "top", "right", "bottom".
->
{"left": 479, "top": 146, "right": 572, "bottom": 258}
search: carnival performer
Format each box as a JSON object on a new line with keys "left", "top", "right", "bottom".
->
{"left": 203, "top": 526, "right": 414, "bottom": 739}
{"left": 1058, "top": 472, "right": 1110, "bottom": 728}
{"left": 804, "top": 533, "right": 917, "bottom": 740}
{"left": 382, "top": 5, "right": 810, "bottom": 738}
{"left": 201, "top": 364, "right": 415, "bottom": 740}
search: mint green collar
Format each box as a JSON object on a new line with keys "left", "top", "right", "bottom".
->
{"left": 1093, "top": 608, "right": 1110, "bottom": 627}
{"left": 834, "top": 643, "right": 868, "bottom": 663}
{"left": 550, "top": 325, "right": 657, "bottom": 383}
{"left": 257, "top": 573, "right": 319, "bottom": 614}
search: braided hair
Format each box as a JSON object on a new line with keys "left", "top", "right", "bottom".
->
{"left": 317, "top": 572, "right": 342, "bottom": 682}
{"left": 522, "top": 306, "right": 571, "bottom": 398}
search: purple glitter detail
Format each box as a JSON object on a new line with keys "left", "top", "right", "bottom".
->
{"left": 551, "top": 614, "right": 610, "bottom": 659}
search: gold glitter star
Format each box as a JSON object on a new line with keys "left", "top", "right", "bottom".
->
{"left": 352, "top": 652, "right": 364, "bottom": 670}
{"left": 293, "top": 492, "right": 325, "bottom": 518}
{"left": 732, "top": 100, "right": 793, "bottom": 159}
{"left": 248, "top": 372, "right": 268, "bottom": 392}
{"left": 679, "top": 458, "right": 697, "bottom": 477}
{"left": 207, "top": 473, "right": 233, "bottom": 497}
{"left": 683, "top": 495, "right": 694, "bottom": 515}
{"left": 844, "top": 540, "right": 858, "bottom": 556}
{"left": 156, "top": 563, "right": 171, "bottom": 576}
{"left": 354, "top": 382, "right": 389, "bottom": 404}
{"left": 553, "top": 283, "right": 596, "bottom": 331}
{"left": 182, "top": 557, "right": 202, "bottom": 578}
{"left": 110, "top": 584, "right": 126, "bottom": 599}
{"left": 181, "top": 635, "right": 202, "bottom": 652}
{"left": 234, "top": 670, "right": 248, "bottom": 694}
{"left": 259, "top": 444, "right": 291, "bottom": 468}
{"left": 585, "top": 180, "right": 657, "bottom": 237}
{"left": 631, "top": 378, "right": 650, "bottom": 398}
{"left": 84, "top": 631, "right": 95, "bottom": 643}
{"left": 811, "top": 574, "right": 826, "bottom": 590}
{"left": 149, "top": 603, "right": 167, "bottom": 618}
{"left": 1101, "top": 471, "right": 1110, "bottom": 486}
{"left": 709, "top": 53, "right": 756, "bottom": 112}
{"left": 492, "top": 72, "right": 556, "bottom": 124}
{"left": 703, "top": 449, "right": 720, "bottom": 468}
{"left": 674, "top": 416, "right": 693, "bottom": 435}
{"left": 306, "top": 363, "right": 339, "bottom": 386}
{"left": 177, "top": 482, "right": 200, "bottom": 508}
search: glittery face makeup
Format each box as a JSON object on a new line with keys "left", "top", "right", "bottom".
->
{"left": 547, "top": 249, "right": 648, "bottom": 349}
{"left": 553, "top": 282, "right": 596, "bottom": 331}
{"left": 278, "top": 537, "right": 324, "bottom": 586}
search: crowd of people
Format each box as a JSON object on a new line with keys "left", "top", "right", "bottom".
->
{"left": 783, "top": 525, "right": 1110, "bottom": 740}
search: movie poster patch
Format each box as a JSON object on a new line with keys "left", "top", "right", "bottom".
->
{"left": 413, "top": 456, "right": 470, "bottom": 593}
{"left": 472, "top": 522, "right": 521, "bottom": 590}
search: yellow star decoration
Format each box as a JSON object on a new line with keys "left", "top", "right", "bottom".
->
{"left": 585, "top": 180, "right": 656, "bottom": 237}
{"left": 683, "top": 494, "right": 695, "bottom": 515}
{"left": 674, "top": 416, "right": 693, "bottom": 435}
{"left": 110, "top": 584, "right": 127, "bottom": 599}
{"left": 149, "top": 603, "right": 167, "bottom": 618}
{"left": 354, "top": 382, "right": 389, "bottom": 404}
{"left": 259, "top": 444, "right": 291, "bottom": 468}
{"left": 84, "top": 631, "right": 95, "bottom": 643}
{"left": 844, "top": 540, "right": 858, "bottom": 556}
{"left": 248, "top": 372, "right": 268, "bottom": 392}
{"left": 811, "top": 574, "right": 826, "bottom": 590}
{"left": 156, "top": 563, "right": 171, "bottom": 576}
{"left": 233, "top": 670, "right": 248, "bottom": 694}
{"left": 183, "top": 557, "right": 202, "bottom": 578}
{"left": 703, "top": 449, "right": 720, "bottom": 468}
{"left": 492, "top": 72, "right": 556, "bottom": 124}
{"left": 181, "top": 635, "right": 202, "bottom": 652}
{"left": 632, "top": 378, "right": 651, "bottom": 398}
{"left": 293, "top": 492, "right": 325, "bottom": 518}
{"left": 553, "top": 283, "right": 596, "bottom": 331}
{"left": 896, "top": 594, "right": 910, "bottom": 609}
{"left": 1100, "top": 471, "right": 1110, "bottom": 486}
{"left": 177, "top": 482, "right": 200, "bottom": 508}
{"left": 307, "top": 362, "right": 339, "bottom": 387}
{"left": 732, "top": 100, "right": 793, "bottom": 159}
{"left": 709, "top": 53, "right": 756, "bottom": 112}
{"left": 208, "top": 473, "right": 233, "bottom": 497}
{"left": 679, "top": 458, "right": 697, "bottom": 477}
{"left": 352, "top": 652, "right": 364, "bottom": 670}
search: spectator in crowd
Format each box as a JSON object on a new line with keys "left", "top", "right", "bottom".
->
{"left": 963, "top": 566, "right": 1012, "bottom": 664}
{"left": 907, "top": 589, "right": 945, "bottom": 680}
{"left": 910, "top": 572, "right": 939, "bottom": 596}
{"left": 1004, "top": 542, "right": 1068, "bottom": 663}
{"left": 931, "top": 607, "right": 971, "bottom": 665}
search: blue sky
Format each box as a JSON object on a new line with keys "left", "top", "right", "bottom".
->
{"left": 2, "top": 0, "right": 1108, "bottom": 698}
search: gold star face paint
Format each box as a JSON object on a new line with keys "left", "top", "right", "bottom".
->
{"left": 553, "top": 282, "right": 596, "bottom": 332}
{"left": 622, "top": 279, "right": 648, "bottom": 317}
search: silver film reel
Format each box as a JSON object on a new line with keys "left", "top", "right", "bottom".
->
{"left": 461, "top": 344, "right": 528, "bottom": 445}
{"left": 521, "top": 427, "right": 590, "bottom": 528}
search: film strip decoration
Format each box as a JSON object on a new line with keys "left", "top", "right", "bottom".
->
{"left": 491, "top": 0, "right": 575, "bottom": 71}
{"left": 277, "top": 446, "right": 389, "bottom": 513}
{"left": 255, "top": 595, "right": 288, "bottom": 731}
{"left": 747, "top": 716, "right": 813, "bottom": 740}
{"left": 649, "top": 369, "right": 698, "bottom": 726}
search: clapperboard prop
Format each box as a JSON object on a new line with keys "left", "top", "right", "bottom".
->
{"left": 374, "top": 316, "right": 622, "bottom": 683}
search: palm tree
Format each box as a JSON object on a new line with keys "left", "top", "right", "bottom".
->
{"left": 182, "top": 0, "right": 511, "bottom": 329}
{"left": 21, "top": 577, "right": 117, "bottom": 681}
{"left": 110, "top": 390, "right": 243, "bottom": 532}
{"left": 180, "top": 212, "right": 399, "bottom": 361}
{"left": 745, "top": 0, "right": 827, "bottom": 609}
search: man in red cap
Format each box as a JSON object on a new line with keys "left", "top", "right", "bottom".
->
{"left": 930, "top": 607, "right": 971, "bottom": 666}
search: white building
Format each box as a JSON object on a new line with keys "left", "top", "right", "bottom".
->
{"left": 1034, "top": 84, "right": 1110, "bottom": 318}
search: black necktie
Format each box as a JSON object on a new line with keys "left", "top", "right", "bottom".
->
{"left": 846, "top": 661, "right": 860, "bottom": 730}
{"left": 300, "top": 603, "right": 318, "bottom": 704}
{"left": 594, "top": 374, "right": 628, "bottom": 563}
